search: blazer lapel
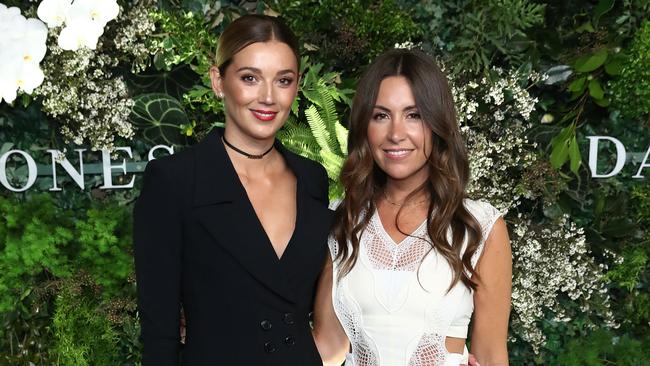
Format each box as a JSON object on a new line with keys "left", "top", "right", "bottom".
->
{"left": 192, "top": 129, "right": 296, "bottom": 304}
{"left": 277, "top": 146, "right": 333, "bottom": 281}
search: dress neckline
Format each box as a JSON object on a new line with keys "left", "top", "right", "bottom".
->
{"left": 371, "top": 209, "right": 428, "bottom": 249}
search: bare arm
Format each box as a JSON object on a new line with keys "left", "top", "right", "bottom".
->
{"left": 470, "top": 218, "right": 512, "bottom": 366}
{"left": 313, "top": 255, "right": 350, "bottom": 366}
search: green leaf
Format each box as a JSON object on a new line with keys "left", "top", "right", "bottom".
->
{"left": 604, "top": 56, "right": 624, "bottom": 75}
{"left": 594, "top": 97, "right": 611, "bottom": 107}
{"left": 130, "top": 93, "right": 190, "bottom": 146}
{"left": 574, "top": 49, "right": 608, "bottom": 72}
{"left": 550, "top": 126, "right": 575, "bottom": 169}
{"left": 550, "top": 137, "right": 570, "bottom": 169}
{"left": 568, "top": 76, "right": 587, "bottom": 92}
{"left": 593, "top": 0, "right": 615, "bottom": 27}
{"left": 568, "top": 137, "right": 582, "bottom": 173}
{"left": 588, "top": 79, "right": 605, "bottom": 99}
{"left": 576, "top": 21, "right": 595, "bottom": 33}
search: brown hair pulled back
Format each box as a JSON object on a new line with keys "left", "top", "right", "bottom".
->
{"left": 216, "top": 14, "right": 299, "bottom": 75}
{"left": 332, "top": 49, "right": 483, "bottom": 291}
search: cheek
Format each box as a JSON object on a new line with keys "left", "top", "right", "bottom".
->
{"left": 410, "top": 124, "right": 432, "bottom": 151}
{"left": 366, "top": 124, "right": 384, "bottom": 151}
{"left": 224, "top": 82, "right": 255, "bottom": 107}
{"left": 277, "top": 86, "right": 298, "bottom": 108}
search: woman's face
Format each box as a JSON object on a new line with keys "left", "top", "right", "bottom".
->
{"left": 366, "top": 76, "right": 433, "bottom": 186}
{"left": 211, "top": 41, "right": 298, "bottom": 141}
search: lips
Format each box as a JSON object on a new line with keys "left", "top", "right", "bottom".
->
{"left": 250, "top": 109, "right": 278, "bottom": 121}
{"left": 383, "top": 148, "right": 414, "bottom": 160}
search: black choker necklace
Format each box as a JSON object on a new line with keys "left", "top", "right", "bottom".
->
{"left": 222, "top": 136, "right": 274, "bottom": 159}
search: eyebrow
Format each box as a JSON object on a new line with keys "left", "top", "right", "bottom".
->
{"left": 373, "top": 104, "right": 418, "bottom": 112}
{"left": 235, "top": 66, "right": 297, "bottom": 76}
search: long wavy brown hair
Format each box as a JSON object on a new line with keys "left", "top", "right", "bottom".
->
{"left": 332, "top": 49, "right": 483, "bottom": 291}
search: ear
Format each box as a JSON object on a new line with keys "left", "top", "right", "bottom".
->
{"left": 209, "top": 66, "right": 223, "bottom": 98}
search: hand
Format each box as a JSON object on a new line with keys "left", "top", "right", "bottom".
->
{"left": 468, "top": 353, "right": 480, "bottom": 366}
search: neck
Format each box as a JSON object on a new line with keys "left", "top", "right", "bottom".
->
{"left": 222, "top": 126, "right": 277, "bottom": 176}
{"left": 383, "top": 177, "right": 429, "bottom": 204}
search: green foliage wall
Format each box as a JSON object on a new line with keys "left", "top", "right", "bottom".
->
{"left": 1, "top": 0, "right": 650, "bottom": 365}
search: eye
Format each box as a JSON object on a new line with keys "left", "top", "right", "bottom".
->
{"left": 406, "top": 111, "right": 421, "bottom": 120}
{"left": 240, "top": 74, "right": 257, "bottom": 83}
{"left": 372, "top": 112, "right": 390, "bottom": 121}
{"left": 278, "top": 77, "right": 294, "bottom": 86}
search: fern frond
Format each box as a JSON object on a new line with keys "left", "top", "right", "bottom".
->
{"left": 320, "top": 149, "right": 345, "bottom": 180}
{"left": 334, "top": 121, "right": 348, "bottom": 155}
{"left": 305, "top": 105, "right": 332, "bottom": 152}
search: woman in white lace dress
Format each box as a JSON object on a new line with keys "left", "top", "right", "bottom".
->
{"left": 312, "top": 49, "right": 512, "bottom": 366}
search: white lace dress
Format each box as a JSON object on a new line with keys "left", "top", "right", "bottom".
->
{"left": 328, "top": 199, "right": 503, "bottom": 366}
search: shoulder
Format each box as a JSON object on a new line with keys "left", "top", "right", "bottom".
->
{"left": 146, "top": 146, "right": 193, "bottom": 173}
{"left": 139, "top": 146, "right": 196, "bottom": 202}
{"left": 463, "top": 198, "right": 505, "bottom": 235}
{"left": 283, "top": 148, "right": 329, "bottom": 201}
{"left": 285, "top": 148, "right": 328, "bottom": 179}
{"left": 463, "top": 198, "right": 508, "bottom": 268}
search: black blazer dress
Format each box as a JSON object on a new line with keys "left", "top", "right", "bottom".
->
{"left": 133, "top": 128, "right": 332, "bottom": 365}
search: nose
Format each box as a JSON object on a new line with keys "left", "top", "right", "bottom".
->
{"left": 388, "top": 118, "right": 406, "bottom": 143}
{"left": 258, "top": 81, "right": 275, "bottom": 105}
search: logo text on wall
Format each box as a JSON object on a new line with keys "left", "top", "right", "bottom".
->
{"left": 0, "top": 136, "right": 649, "bottom": 192}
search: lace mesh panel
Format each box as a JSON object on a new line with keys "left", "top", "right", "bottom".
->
{"left": 407, "top": 333, "right": 448, "bottom": 366}
{"left": 467, "top": 200, "right": 504, "bottom": 269}
{"left": 329, "top": 235, "right": 381, "bottom": 366}
{"left": 333, "top": 292, "right": 380, "bottom": 366}
{"left": 366, "top": 213, "right": 430, "bottom": 271}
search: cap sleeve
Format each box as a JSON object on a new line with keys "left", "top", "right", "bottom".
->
{"left": 465, "top": 200, "right": 506, "bottom": 269}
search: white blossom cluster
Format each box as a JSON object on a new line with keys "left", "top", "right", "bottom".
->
{"left": 34, "top": 3, "right": 155, "bottom": 151}
{"left": 463, "top": 121, "right": 537, "bottom": 211}
{"left": 451, "top": 69, "right": 539, "bottom": 210}
{"left": 112, "top": 3, "right": 155, "bottom": 73}
{"left": 508, "top": 217, "right": 616, "bottom": 351}
{"left": 0, "top": 3, "right": 47, "bottom": 104}
{"left": 452, "top": 67, "right": 543, "bottom": 125}
{"left": 450, "top": 68, "right": 614, "bottom": 352}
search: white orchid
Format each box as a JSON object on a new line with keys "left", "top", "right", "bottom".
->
{"left": 37, "top": 0, "right": 72, "bottom": 28}
{"left": 67, "top": 0, "right": 119, "bottom": 27}
{"left": 37, "top": 0, "right": 119, "bottom": 51}
{"left": 57, "top": 17, "right": 103, "bottom": 50}
{"left": 0, "top": 3, "right": 48, "bottom": 104}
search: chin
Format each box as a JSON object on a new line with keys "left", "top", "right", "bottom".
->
{"left": 243, "top": 120, "right": 285, "bottom": 140}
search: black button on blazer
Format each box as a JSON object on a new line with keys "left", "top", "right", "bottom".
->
{"left": 134, "top": 128, "right": 332, "bottom": 365}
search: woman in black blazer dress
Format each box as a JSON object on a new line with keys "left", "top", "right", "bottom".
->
{"left": 134, "top": 15, "right": 332, "bottom": 365}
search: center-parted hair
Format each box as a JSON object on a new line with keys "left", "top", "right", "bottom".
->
{"left": 332, "top": 49, "right": 483, "bottom": 291}
{"left": 216, "top": 14, "right": 299, "bottom": 75}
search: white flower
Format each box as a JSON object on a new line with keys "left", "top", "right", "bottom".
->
{"left": 37, "top": 0, "right": 72, "bottom": 28}
{"left": 541, "top": 113, "right": 555, "bottom": 124}
{"left": 37, "top": 0, "right": 119, "bottom": 51}
{"left": 58, "top": 17, "right": 104, "bottom": 50}
{"left": 67, "top": 0, "right": 119, "bottom": 27}
{"left": 0, "top": 4, "right": 48, "bottom": 104}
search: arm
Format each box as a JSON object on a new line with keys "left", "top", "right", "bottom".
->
{"left": 134, "top": 160, "right": 183, "bottom": 365}
{"left": 312, "top": 255, "right": 350, "bottom": 366}
{"left": 470, "top": 218, "right": 512, "bottom": 366}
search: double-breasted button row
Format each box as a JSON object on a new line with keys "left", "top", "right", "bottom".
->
{"left": 261, "top": 313, "right": 297, "bottom": 354}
